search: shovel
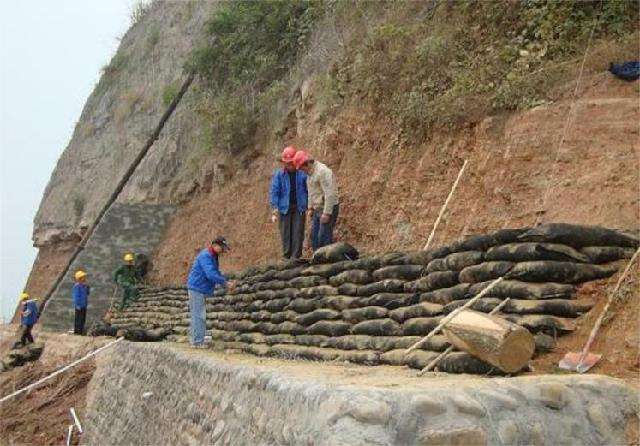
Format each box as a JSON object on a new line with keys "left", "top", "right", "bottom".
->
{"left": 559, "top": 248, "right": 639, "bottom": 373}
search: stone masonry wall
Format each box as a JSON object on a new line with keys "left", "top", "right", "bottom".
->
{"left": 84, "top": 342, "right": 639, "bottom": 445}
{"left": 109, "top": 224, "right": 638, "bottom": 374}
{"left": 40, "top": 203, "right": 175, "bottom": 332}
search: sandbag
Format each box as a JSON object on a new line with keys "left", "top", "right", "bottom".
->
{"left": 506, "top": 261, "right": 617, "bottom": 284}
{"left": 246, "top": 300, "right": 265, "bottom": 312}
{"left": 377, "top": 252, "right": 408, "bottom": 266}
{"left": 277, "top": 321, "right": 306, "bottom": 335}
{"left": 255, "top": 280, "right": 287, "bottom": 291}
{"left": 329, "top": 270, "right": 372, "bottom": 287}
{"left": 225, "top": 320, "right": 256, "bottom": 333}
{"left": 89, "top": 321, "right": 118, "bottom": 337}
{"left": 405, "top": 271, "right": 459, "bottom": 293}
{"left": 307, "top": 320, "right": 352, "bottom": 337}
{"left": 328, "top": 335, "right": 374, "bottom": 350}
{"left": 273, "top": 266, "right": 306, "bottom": 281}
{"left": 273, "top": 288, "right": 300, "bottom": 299}
{"left": 311, "top": 242, "right": 359, "bottom": 264}
{"left": 264, "top": 334, "right": 295, "bottom": 345}
{"left": 237, "top": 332, "right": 266, "bottom": 344}
{"left": 264, "top": 298, "right": 290, "bottom": 312}
{"left": 362, "top": 293, "right": 418, "bottom": 309}
{"left": 486, "top": 243, "right": 588, "bottom": 263}
{"left": 517, "top": 223, "right": 639, "bottom": 249}
{"left": 459, "top": 261, "right": 514, "bottom": 283}
{"left": 580, "top": 246, "right": 637, "bottom": 264}
{"left": 337, "top": 283, "right": 359, "bottom": 296}
{"left": 255, "top": 290, "right": 276, "bottom": 300}
{"left": 388, "top": 302, "right": 444, "bottom": 322}
{"left": 288, "top": 298, "right": 322, "bottom": 314}
{"left": 322, "top": 295, "right": 359, "bottom": 310}
{"left": 356, "top": 280, "right": 405, "bottom": 296}
{"left": 296, "top": 309, "right": 341, "bottom": 326}
{"left": 379, "top": 335, "right": 449, "bottom": 352}
{"left": 349, "top": 257, "right": 383, "bottom": 271}
{"left": 337, "top": 349, "right": 380, "bottom": 365}
{"left": 404, "top": 350, "right": 440, "bottom": 370}
{"left": 302, "top": 261, "right": 351, "bottom": 278}
{"left": 268, "top": 312, "right": 287, "bottom": 324}
{"left": 403, "top": 250, "right": 438, "bottom": 265}
{"left": 504, "top": 314, "right": 575, "bottom": 335}
{"left": 445, "top": 251, "right": 485, "bottom": 271}
{"left": 468, "top": 280, "right": 575, "bottom": 300}
{"left": 426, "top": 258, "right": 448, "bottom": 273}
{"left": 436, "top": 352, "right": 499, "bottom": 375}
{"left": 342, "top": 306, "right": 389, "bottom": 323}
{"left": 534, "top": 333, "right": 556, "bottom": 355}
{"left": 295, "top": 334, "right": 330, "bottom": 347}
{"left": 298, "top": 285, "right": 339, "bottom": 298}
{"left": 352, "top": 319, "right": 402, "bottom": 336}
{"left": 380, "top": 349, "right": 409, "bottom": 366}
{"left": 420, "top": 284, "right": 471, "bottom": 304}
{"left": 442, "top": 298, "right": 594, "bottom": 318}
{"left": 254, "top": 322, "right": 280, "bottom": 335}
{"left": 289, "top": 276, "right": 327, "bottom": 289}
{"left": 372, "top": 265, "right": 425, "bottom": 281}
{"left": 118, "top": 327, "right": 171, "bottom": 342}
{"left": 402, "top": 317, "right": 441, "bottom": 336}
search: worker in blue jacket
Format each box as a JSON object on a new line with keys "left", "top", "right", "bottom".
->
{"left": 72, "top": 270, "right": 90, "bottom": 335}
{"left": 269, "top": 146, "right": 308, "bottom": 259}
{"left": 18, "top": 292, "right": 39, "bottom": 346}
{"left": 186, "top": 237, "right": 236, "bottom": 348}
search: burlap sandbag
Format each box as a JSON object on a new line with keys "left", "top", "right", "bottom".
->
{"left": 468, "top": 280, "right": 575, "bottom": 300}
{"left": 405, "top": 271, "right": 460, "bottom": 293}
{"left": 506, "top": 261, "right": 617, "bottom": 284}
{"left": 402, "top": 317, "right": 441, "bottom": 336}
{"left": 372, "top": 265, "right": 425, "bottom": 281}
{"left": 388, "top": 302, "right": 444, "bottom": 322}
{"left": 311, "top": 242, "right": 359, "bottom": 264}
{"left": 298, "top": 285, "right": 339, "bottom": 298}
{"left": 296, "top": 309, "right": 341, "bottom": 326}
{"left": 580, "top": 246, "right": 636, "bottom": 264}
{"left": 356, "top": 280, "right": 406, "bottom": 296}
{"left": 337, "top": 283, "right": 359, "bottom": 296}
{"left": 289, "top": 275, "right": 327, "bottom": 288}
{"left": 486, "top": 242, "right": 589, "bottom": 263}
{"left": 307, "top": 320, "right": 352, "bottom": 337}
{"left": 342, "top": 306, "right": 388, "bottom": 323}
{"left": 444, "top": 251, "right": 485, "bottom": 271}
{"left": 459, "top": 261, "right": 514, "bottom": 283}
{"left": 362, "top": 292, "right": 418, "bottom": 309}
{"left": 420, "top": 283, "right": 471, "bottom": 304}
{"left": 322, "top": 295, "right": 359, "bottom": 311}
{"left": 329, "top": 270, "right": 372, "bottom": 287}
{"left": 426, "top": 258, "right": 448, "bottom": 273}
{"left": 288, "top": 298, "right": 322, "bottom": 314}
{"left": 352, "top": 318, "right": 402, "bottom": 336}
{"left": 517, "top": 223, "right": 639, "bottom": 249}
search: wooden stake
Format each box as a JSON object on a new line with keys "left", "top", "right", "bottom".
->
{"left": 423, "top": 160, "right": 469, "bottom": 251}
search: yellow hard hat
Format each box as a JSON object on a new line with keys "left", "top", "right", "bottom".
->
{"left": 20, "top": 292, "right": 29, "bottom": 300}
{"left": 74, "top": 270, "right": 87, "bottom": 280}
{"left": 124, "top": 253, "right": 134, "bottom": 262}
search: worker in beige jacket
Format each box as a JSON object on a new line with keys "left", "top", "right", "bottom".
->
{"left": 293, "top": 151, "right": 339, "bottom": 250}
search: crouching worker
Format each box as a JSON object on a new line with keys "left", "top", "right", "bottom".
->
{"left": 72, "top": 270, "right": 90, "bottom": 335}
{"left": 18, "top": 292, "right": 38, "bottom": 346}
{"left": 269, "top": 146, "right": 308, "bottom": 259}
{"left": 186, "top": 237, "right": 236, "bottom": 348}
{"left": 114, "top": 253, "right": 139, "bottom": 309}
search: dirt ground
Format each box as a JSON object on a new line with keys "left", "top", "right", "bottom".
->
{"left": 0, "top": 330, "right": 109, "bottom": 446}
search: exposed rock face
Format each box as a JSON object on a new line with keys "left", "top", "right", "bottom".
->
{"left": 33, "top": 1, "right": 218, "bottom": 246}
{"left": 84, "top": 342, "right": 639, "bottom": 445}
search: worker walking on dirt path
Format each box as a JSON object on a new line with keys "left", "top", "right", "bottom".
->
{"left": 72, "top": 270, "right": 90, "bottom": 335}
{"left": 18, "top": 292, "right": 39, "bottom": 346}
{"left": 294, "top": 151, "right": 340, "bottom": 251}
{"left": 186, "top": 237, "right": 236, "bottom": 348}
{"left": 269, "top": 146, "right": 308, "bottom": 259}
{"left": 114, "top": 253, "right": 139, "bottom": 310}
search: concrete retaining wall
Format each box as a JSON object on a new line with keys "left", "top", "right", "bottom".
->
{"left": 84, "top": 342, "right": 639, "bottom": 445}
{"left": 40, "top": 203, "right": 175, "bottom": 332}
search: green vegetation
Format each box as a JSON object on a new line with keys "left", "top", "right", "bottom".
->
{"left": 162, "top": 82, "right": 180, "bottom": 107}
{"left": 186, "top": 0, "right": 321, "bottom": 154}
{"left": 130, "top": 0, "right": 152, "bottom": 26}
{"left": 329, "top": 0, "right": 638, "bottom": 139}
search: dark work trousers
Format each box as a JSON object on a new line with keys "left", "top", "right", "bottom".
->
{"left": 311, "top": 204, "right": 340, "bottom": 251}
{"left": 74, "top": 308, "right": 87, "bottom": 335}
{"left": 20, "top": 325, "right": 34, "bottom": 345}
{"left": 279, "top": 210, "right": 306, "bottom": 259}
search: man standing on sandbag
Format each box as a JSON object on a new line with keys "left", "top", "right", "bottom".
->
{"left": 293, "top": 150, "right": 339, "bottom": 250}
{"left": 269, "top": 146, "right": 309, "bottom": 259}
{"left": 186, "top": 237, "right": 236, "bottom": 348}
{"left": 114, "top": 253, "right": 139, "bottom": 309}
{"left": 72, "top": 270, "right": 90, "bottom": 335}
{"left": 17, "top": 292, "right": 38, "bottom": 346}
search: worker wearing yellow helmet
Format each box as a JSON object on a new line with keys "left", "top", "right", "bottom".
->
{"left": 72, "top": 270, "right": 90, "bottom": 335}
{"left": 114, "top": 253, "right": 139, "bottom": 309}
{"left": 18, "top": 292, "right": 39, "bottom": 346}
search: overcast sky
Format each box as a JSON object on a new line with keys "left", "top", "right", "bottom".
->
{"left": 0, "top": 1, "right": 138, "bottom": 322}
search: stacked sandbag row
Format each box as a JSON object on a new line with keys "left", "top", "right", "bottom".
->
{"left": 109, "top": 286, "right": 187, "bottom": 330}
{"left": 110, "top": 224, "right": 637, "bottom": 374}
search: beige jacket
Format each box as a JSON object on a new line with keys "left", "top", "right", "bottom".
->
{"left": 307, "top": 161, "right": 339, "bottom": 214}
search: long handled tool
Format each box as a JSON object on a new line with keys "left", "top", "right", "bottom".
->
{"left": 559, "top": 248, "right": 639, "bottom": 373}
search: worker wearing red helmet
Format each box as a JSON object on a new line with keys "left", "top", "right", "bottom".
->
{"left": 293, "top": 150, "right": 339, "bottom": 251}
{"left": 269, "top": 146, "right": 309, "bottom": 259}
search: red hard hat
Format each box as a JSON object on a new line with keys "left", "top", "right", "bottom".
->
{"left": 293, "top": 150, "right": 311, "bottom": 169}
{"left": 281, "top": 146, "right": 297, "bottom": 163}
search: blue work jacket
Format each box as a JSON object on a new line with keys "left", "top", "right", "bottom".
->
{"left": 269, "top": 169, "right": 308, "bottom": 215}
{"left": 21, "top": 300, "right": 39, "bottom": 326}
{"left": 187, "top": 249, "right": 227, "bottom": 295}
{"left": 72, "top": 283, "right": 89, "bottom": 309}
